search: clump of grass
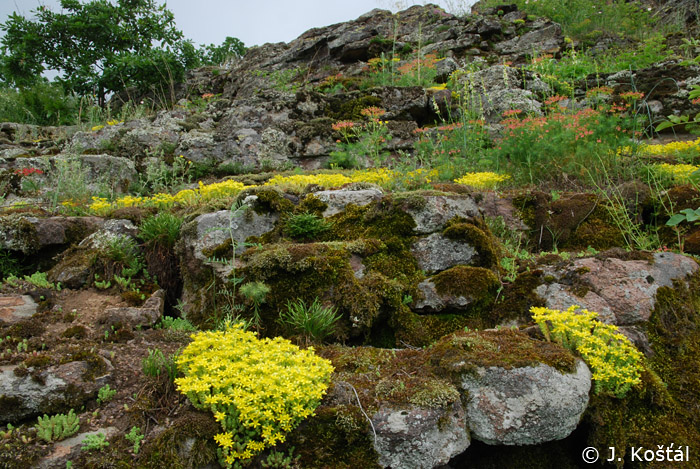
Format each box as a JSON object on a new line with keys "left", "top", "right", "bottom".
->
{"left": 278, "top": 297, "right": 341, "bottom": 344}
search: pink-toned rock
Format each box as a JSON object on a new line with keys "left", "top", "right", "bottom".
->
{"left": 0, "top": 294, "right": 38, "bottom": 324}
{"left": 537, "top": 252, "right": 698, "bottom": 325}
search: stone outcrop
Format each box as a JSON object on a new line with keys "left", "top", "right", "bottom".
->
{"left": 460, "top": 360, "right": 591, "bottom": 445}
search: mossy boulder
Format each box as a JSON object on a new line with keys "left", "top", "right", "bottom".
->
{"left": 413, "top": 266, "right": 499, "bottom": 315}
{"left": 513, "top": 191, "right": 625, "bottom": 250}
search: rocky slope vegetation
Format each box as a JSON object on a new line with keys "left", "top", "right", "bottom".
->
{"left": 1, "top": 3, "right": 700, "bottom": 468}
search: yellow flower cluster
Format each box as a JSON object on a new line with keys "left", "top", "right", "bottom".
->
{"left": 640, "top": 138, "right": 700, "bottom": 157}
{"left": 651, "top": 163, "right": 700, "bottom": 184}
{"left": 454, "top": 172, "right": 511, "bottom": 189}
{"left": 175, "top": 323, "right": 334, "bottom": 466}
{"left": 89, "top": 180, "right": 250, "bottom": 214}
{"left": 264, "top": 168, "right": 439, "bottom": 192}
{"left": 531, "top": 305, "right": 644, "bottom": 398}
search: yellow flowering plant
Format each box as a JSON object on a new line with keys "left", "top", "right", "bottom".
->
{"left": 531, "top": 305, "right": 644, "bottom": 398}
{"left": 175, "top": 323, "right": 334, "bottom": 467}
{"left": 454, "top": 172, "right": 511, "bottom": 189}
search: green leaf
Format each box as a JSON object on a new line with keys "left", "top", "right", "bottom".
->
{"left": 666, "top": 214, "right": 687, "bottom": 226}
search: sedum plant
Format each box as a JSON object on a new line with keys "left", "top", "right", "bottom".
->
{"left": 35, "top": 409, "right": 80, "bottom": 442}
{"left": 531, "top": 305, "right": 644, "bottom": 398}
{"left": 175, "top": 323, "right": 334, "bottom": 467}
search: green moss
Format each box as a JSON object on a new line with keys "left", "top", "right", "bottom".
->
{"left": 513, "top": 192, "right": 624, "bottom": 250}
{"left": 240, "top": 187, "right": 296, "bottom": 215}
{"left": 432, "top": 265, "right": 499, "bottom": 299}
{"left": 327, "top": 95, "right": 383, "bottom": 121}
{"left": 584, "top": 271, "right": 700, "bottom": 467}
{"left": 492, "top": 270, "right": 545, "bottom": 324}
{"left": 392, "top": 307, "right": 478, "bottom": 348}
{"left": 6, "top": 319, "right": 45, "bottom": 339}
{"left": 60, "top": 348, "right": 108, "bottom": 381}
{"left": 298, "top": 194, "right": 328, "bottom": 216}
{"left": 61, "top": 325, "right": 88, "bottom": 339}
{"left": 443, "top": 218, "right": 498, "bottom": 269}
{"left": 288, "top": 406, "right": 380, "bottom": 469}
{"left": 137, "top": 411, "right": 219, "bottom": 469}
{"left": 0, "top": 215, "right": 40, "bottom": 254}
{"left": 430, "top": 330, "right": 578, "bottom": 374}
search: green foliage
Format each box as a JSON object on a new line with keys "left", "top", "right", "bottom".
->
{"left": 0, "top": 81, "right": 79, "bottom": 126}
{"left": 239, "top": 281, "right": 270, "bottom": 330}
{"left": 81, "top": 432, "right": 109, "bottom": 452}
{"left": 102, "top": 235, "right": 143, "bottom": 278}
{"left": 0, "top": 250, "right": 21, "bottom": 282}
{"left": 142, "top": 348, "right": 179, "bottom": 382}
{"left": 278, "top": 297, "right": 341, "bottom": 344}
{"left": 491, "top": 107, "right": 637, "bottom": 184}
{"left": 125, "top": 426, "right": 145, "bottom": 454}
{"left": 198, "top": 37, "right": 246, "bottom": 65}
{"left": 0, "top": 0, "right": 198, "bottom": 105}
{"left": 667, "top": 207, "right": 700, "bottom": 227}
{"left": 134, "top": 154, "right": 192, "bottom": 195}
{"left": 5, "top": 271, "right": 60, "bottom": 290}
{"left": 139, "top": 212, "right": 184, "bottom": 249}
{"left": 35, "top": 409, "right": 80, "bottom": 443}
{"left": 96, "top": 384, "right": 116, "bottom": 405}
{"left": 156, "top": 316, "right": 197, "bottom": 332}
{"left": 261, "top": 447, "right": 300, "bottom": 468}
{"left": 482, "top": 0, "right": 655, "bottom": 42}
{"left": 175, "top": 323, "right": 334, "bottom": 466}
{"left": 44, "top": 155, "right": 92, "bottom": 212}
{"left": 532, "top": 305, "right": 644, "bottom": 397}
{"left": 284, "top": 213, "right": 332, "bottom": 240}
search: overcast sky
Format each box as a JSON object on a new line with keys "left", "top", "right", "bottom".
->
{"left": 0, "top": 0, "right": 476, "bottom": 48}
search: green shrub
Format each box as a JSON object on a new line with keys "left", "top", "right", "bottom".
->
{"left": 35, "top": 409, "right": 80, "bottom": 442}
{"left": 139, "top": 212, "right": 184, "bottom": 249}
{"left": 175, "top": 323, "right": 334, "bottom": 466}
{"left": 284, "top": 213, "right": 332, "bottom": 240}
{"left": 0, "top": 81, "right": 79, "bottom": 126}
{"left": 278, "top": 297, "right": 341, "bottom": 344}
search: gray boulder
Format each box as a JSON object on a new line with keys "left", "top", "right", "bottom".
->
{"left": 411, "top": 233, "right": 478, "bottom": 274}
{"left": 372, "top": 402, "right": 470, "bottom": 469}
{"left": 405, "top": 195, "right": 480, "bottom": 235}
{"left": 314, "top": 187, "right": 384, "bottom": 217}
{"left": 461, "top": 360, "right": 591, "bottom": 445}
{"left": 0, "top": 360, "right": 111, "bottom": 424}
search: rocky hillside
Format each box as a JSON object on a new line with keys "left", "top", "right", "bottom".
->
{"left": 1, "top": 3, "right": 700, "bottom": 468}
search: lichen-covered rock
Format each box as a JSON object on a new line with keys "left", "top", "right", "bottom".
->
{"left": 314, "top": 187, "right": 384, "bottom": 217}
{"left": 411, "top": 233, "right": 478, "bottom": 274}
{"left": 372, "top": 402, "right": 470, "bottom": 469}
{"left": 537, "top": 252, "right": 699, "bottom": 325}
{"left": 96, "top": 289, "right": 164, "bottom": 330}
{"left": 0, "top": 215, "right": 102, "bottom": 255}
{"left": 0, "top": 360, "right": 111, "bottom": 424}
{"left": 461, "top": 360, "right": 591, "bottom": 445}
{"left": 405, "top": 195, "right": 480, "bottom": 234}
{"left": 0, "top": 295, "right": 38, "bottom": 325}
{"left": 494, "top": 20, "right": 563, "bottom": 58}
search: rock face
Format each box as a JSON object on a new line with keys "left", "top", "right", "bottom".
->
{"left": 372, "top": 402, "right": 470, "bottom": 469}
{"left": 0, "top": 215, "right": 102, "bottom": 255}
{"left": 0, "top": 360, "right": 111, "bottom": 424}
{"left": 537, "top": 252, "right": 699, "bottom": 325}
{"left": 460, "top": 360, "right": 592, "bottom": 445}
{"left": 0, "top": 295, "right": 38, "bottom": 324}
{"left": 406, "top": 195, "right": 480, "bottom": 235}
{"left": 411, "top": 233, "right": 478, "bottom": 274}
{"left": 314, "top": 187, "right": 384, "bottom": 217}
{"left": 96, "top": 289, "right": 165, "bottom": 330}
